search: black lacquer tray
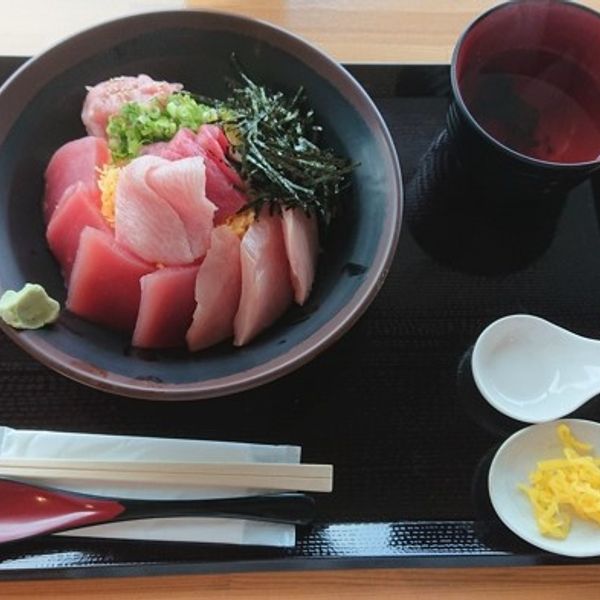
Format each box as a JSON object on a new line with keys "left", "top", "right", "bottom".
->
{"left": 1, "top": 59, "right": 599, "bottom": 580}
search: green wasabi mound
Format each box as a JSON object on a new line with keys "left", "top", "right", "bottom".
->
{"left": 0, "top": 283, "right": 60, "bottom": 329}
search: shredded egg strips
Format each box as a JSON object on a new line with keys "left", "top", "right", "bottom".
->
{"left": 97, "top": 163, "right": 120, "bottom": 226}
{"left": 519, "top": 424, "right": 600, "bottom": 539}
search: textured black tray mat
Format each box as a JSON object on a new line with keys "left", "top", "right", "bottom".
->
{"left": 0, "top": 61, "right": 598, "bottom": 579}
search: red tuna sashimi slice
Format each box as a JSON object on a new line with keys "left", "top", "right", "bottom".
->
{"left": 146, "top": 156, "right": 215, "bottom": 259}
{"left": 115, "top": 156, "right": 213, "bottom": 265}
{"left": 196, "top": 125, "right": 243, "bottom": 187}
{"left": 233, "top": 212, "right": 293, "bottom": 346}
{"left": 281, "top": 208, "right": 319, "bottom": 305}
{"left": 144, "top": 127, "right": 233, "bottom": 179}
{"left": 46, "top": 182, "right": 113, "bottom": 282}
{"left": 203, "top": 159, "right": 247, "bottom": 225}
{"left": 133, "top": 265, "right": 199, "bottom": 349}
{"left": 186, "top": 226, "right": 241, "bottom": 352}
{"left": 82, "top": 74, "right": 183, "bottom": 138}
{"left": 44, "top": 136, "right": 109, "bottom": 223}
{"left": 143, "top": 126, "right": 247, "bottom": 224}
{"left": 142, "top": 128, "right": 197, "bottom": 160}
{"left": 67, "top": 227, "right": 155, "bottom": 332}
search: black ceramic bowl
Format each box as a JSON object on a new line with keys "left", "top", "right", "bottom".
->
{"left": 0, "top": 11, "right": 402, "bottom": 400}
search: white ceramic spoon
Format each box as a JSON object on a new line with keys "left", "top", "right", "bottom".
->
{"left": 472, "top": 314, "right": 600, "bottom": 423}
{"left": 489, "top": 419, "right": 600, "bottom": 557}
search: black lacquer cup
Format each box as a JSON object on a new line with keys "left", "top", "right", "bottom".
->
{"left": 407, "top": 0, "right": 600, "bottom": 275}
{"left": 448, "top": 0, "right": 600, "bottom": 207}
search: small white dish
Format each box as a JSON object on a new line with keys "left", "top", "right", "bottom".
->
{"left": 472, "top": 314, "right": 600, "bottom": 423}
{"left": 488, "top": 418, "right": 600, "bottom": 557}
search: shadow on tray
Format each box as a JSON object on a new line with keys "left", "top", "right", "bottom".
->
{"left": 406, "top": 130, "right": 567, "bottom": 276}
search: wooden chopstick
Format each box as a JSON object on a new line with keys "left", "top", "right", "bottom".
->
{"left": 0, "top": 460, "right": 333, "bottom": 493}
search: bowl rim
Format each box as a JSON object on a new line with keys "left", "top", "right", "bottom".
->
{"left": 0, "top": 9, "right": 403, "bottom": 400}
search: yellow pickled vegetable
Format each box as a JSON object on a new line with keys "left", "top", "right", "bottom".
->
{"left": 519, "top": 424, "right": 600, "bottom": 539}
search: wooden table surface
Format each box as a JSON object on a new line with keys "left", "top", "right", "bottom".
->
{"left": 2, "top": 0, "right": 600, "bottom": 597}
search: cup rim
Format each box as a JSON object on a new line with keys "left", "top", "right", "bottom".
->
{"left": 450, "top": 0, "right": 600, "bottom": 170}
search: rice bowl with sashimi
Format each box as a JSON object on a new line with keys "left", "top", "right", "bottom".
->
{"left": 0, "top": 11, "right": 402, "bottom": 399}
{"left": 44, "top": 71, "right": 351, "bottom": 351}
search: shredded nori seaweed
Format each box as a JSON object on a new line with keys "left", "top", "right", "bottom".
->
{"left": 213, "top": 59, "right": 355, "bottom": 224}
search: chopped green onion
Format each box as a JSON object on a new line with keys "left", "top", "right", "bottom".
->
{"left": 106, "top": 93, "right": 218, "bottom": 160}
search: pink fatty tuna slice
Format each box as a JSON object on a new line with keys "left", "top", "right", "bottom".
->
{"left": 133, "top": 265, "right": 199, "bottom": 349}
{"left": 114, "top": 155, "right": 215, "bottom": 265}
{"left": 46, "top": 182, "right": 113, "bottom": 282}
{"left": 145, "top": 156, "right": 215, "bottom": 259}
{"left": 143, "top": 125, "right": 247, "bottom": 224}
{"left": 186, "top": 226, "right": 241, "bottom": 352}
{"left": 281, "top": 208, "right": 319, "bottom": 305}
{"left": 44, "top": 136, "right": 109, "bottom": 223}
{"left": 81, "top": 74, "right": 183, "bottom": 138}
{"left": 233, "top": 212, "right": 293, "bottom": 346}
{"left": 67, "top": 227, "right": 155, "bottom": 332}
